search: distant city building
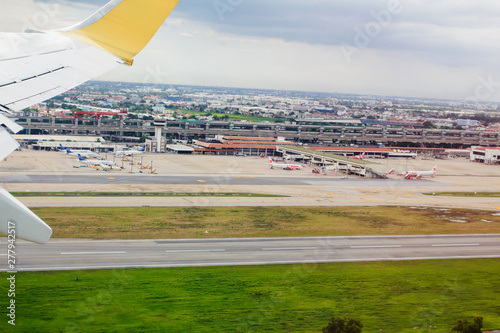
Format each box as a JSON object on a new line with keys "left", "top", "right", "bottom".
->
{"left": 167, "top": 95, "right": 182, "bottom": 102}
{"left": 293, "top": 105, "right": 309, "bottom": 112}
{"left": 314, "top": 107, "right": 336, "bottom": 114}
{"left": 153, "top": 104, "right": 166, "bottom": 113}
{"left": 457, "top": 119, "right": 479, "bottom": 127}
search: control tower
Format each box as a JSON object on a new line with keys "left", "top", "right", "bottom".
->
{"left": 153, "top": 118, "right": 167, "bottom": 153}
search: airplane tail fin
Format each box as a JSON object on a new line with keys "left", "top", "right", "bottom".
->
{"left": 139, "top": 145, "right": 146, "bottom": 152}
{"left": 66, "top": 149, "right": 72, "bottom": 154}
{"left": 78, "top": 154, "right": 85, "bottom": 161}
{"left": 57, "top": 0, "right": 181, "bottom": 65}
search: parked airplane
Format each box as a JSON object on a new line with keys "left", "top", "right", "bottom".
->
{"left": 0, "top": 0, "right": 181, "bottom": 244}
{"left": 66, "top": 148, "right": 100, "bottom": 159}
{"left": 78, "top": 155, "right": 115, "bottom": 166}
{"left": 403, "top": 166, "right": 437, "bottom": 179}
{"left": 349, "top": 151, "right": 366, "bottom": 160}
{"left": 60, "top": 144, "right": 99, "bottom": 156}
{"left": 116, "top": 145, "right": 146, "bottom": 156}
{"left": 268, "top": 158, "right": 303, "bottom": 170}
{"left": 91, "top": 163, "right": 114, "bottom": 171}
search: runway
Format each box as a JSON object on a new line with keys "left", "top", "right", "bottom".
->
{"left": 2, "top": 234, "right": 499, "bottom": 272}
{"left": 0, "top": 174, "right": 439, "bottom": 187}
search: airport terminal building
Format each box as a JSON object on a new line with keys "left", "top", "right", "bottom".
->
{"left": 470, "top": 147, "right": 500, "bottom": 164}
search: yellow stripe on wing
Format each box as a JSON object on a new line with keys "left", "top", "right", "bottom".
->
{"left": 63, "top": 0, "right": 180, "bottom": 64}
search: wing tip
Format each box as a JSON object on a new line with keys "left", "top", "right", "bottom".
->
{"left": 0, "top": 188, "right": 53, "bottom": 244}
{"left": 58, "top": 0, "right": 180, "bottom": 63}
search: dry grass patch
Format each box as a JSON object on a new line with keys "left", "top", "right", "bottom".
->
{"left": 30, "top": 206, "right": 500, "bottom": 239}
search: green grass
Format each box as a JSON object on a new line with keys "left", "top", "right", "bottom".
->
{"left": 180, "top": 109, "right": 284, "bottom": 123}
{"left": 423, "top": 192, "right": 500, "bottom": 197}
{"left": 1, "top": 259, "right": 499, "bottom": 332}
{"left": 24, "top": 206, "right": 500, "bottom": 239}
{"left": 10, "top": 192, "right": 285, "bottom": 198}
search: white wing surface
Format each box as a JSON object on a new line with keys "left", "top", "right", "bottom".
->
{"left": 0, "top": 33, "right": 120, "bottom": 112}
{"left": 0, "top": 188, "right": 53, "bottom": 245}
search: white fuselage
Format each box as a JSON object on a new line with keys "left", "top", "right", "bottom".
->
{"left": 404, "top": 167, "right": 436, "bottom": 179}
{"left": 81, "top": 159, "right": 115, "bottom": 166}
{"left": 116, "top": 147, "right": 146, "bottom": 157}
{"left": 67, "top": 150, "right": 100, "bottom": 159}
{"left": 268, "top": 159, "right": 303, "bottom": 170}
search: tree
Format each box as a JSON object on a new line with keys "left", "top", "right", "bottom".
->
{"left": 422, "top": 121, "right": 434, "bottom": 129}
{"left": 452, "top": 317, "right": 483, "bottom": 333}
{"left": 322, "top": 316, "right": 363, "bottom": 333}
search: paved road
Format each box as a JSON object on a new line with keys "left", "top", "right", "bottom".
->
{"left": 1, "top": 234, "right": 499, "bottom": 272}
{"left": 0, "top": 174, "right": 439, "bottom": 187}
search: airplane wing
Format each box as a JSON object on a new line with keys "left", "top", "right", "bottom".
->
{"left": 0, "top": 0, "right": 180, "bottom": 243}
{"left": 0, "top": 188, "right": 53, "bottom": 245}
{"left": 0, "top": 0, "right": 180, "bottom": 113}
{"left": 0, "top": 32, "right": 119, "bottom": 112}
{"left": 0, "top": 115, "right": 22, "bottom": 160}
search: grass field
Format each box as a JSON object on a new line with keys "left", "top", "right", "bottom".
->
{"left": 180, "top": 109, "right": 284, "bottom": 123}
{"left": 1, "top": 259, "right": 499, "bottom": 332}
{"left": 10, "top": 192, "right": 284, "bottom": 198}
{"left": 30, "top": 206, "right": 500, "bottom": 239}
{"left": 423, "top": 192, "right": 500, "bottom": 197}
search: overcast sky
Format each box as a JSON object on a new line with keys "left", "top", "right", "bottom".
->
{"left": 3, "top": 0, "right": 500, "bottom": 101}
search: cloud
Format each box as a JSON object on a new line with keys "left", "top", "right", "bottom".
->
{"left": 1, "top": 0, "right": 499, "bottom": 101}
{"left": 1, "top": 0, "right": 101, "bottom": 32}
{"left": 20, "top": 0, "right": 500, "bottom": 71}
{"left": 173, "top": 0, "right": 500, "bottom": 70}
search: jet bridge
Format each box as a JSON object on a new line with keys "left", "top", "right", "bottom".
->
{"left": 277, "top": 146, "right": 386, "bottom": 178}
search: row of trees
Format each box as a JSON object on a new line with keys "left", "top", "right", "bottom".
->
{"left": 322, "top": 316, "right": 485, "bottom": 333}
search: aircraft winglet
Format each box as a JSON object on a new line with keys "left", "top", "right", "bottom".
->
{"left": 0, "top": 188, "right": 52, "bottom": 244}
{"left": 58, "top": 0, "right": 181, "bottom": 65}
